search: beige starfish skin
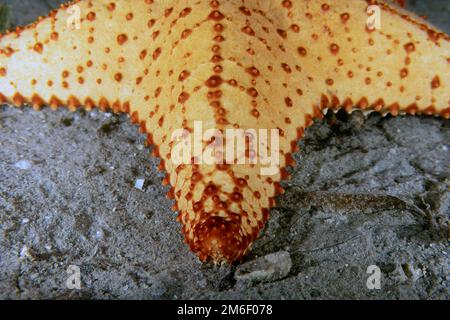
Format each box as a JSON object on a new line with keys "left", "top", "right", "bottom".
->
{"left": 0, "top": 0, "right": 448, "bottom": 263}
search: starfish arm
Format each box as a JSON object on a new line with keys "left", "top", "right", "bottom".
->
{"left": 280, "top": 0, "right": 450, "bottom": 118}
{"left": 0, "top": 0, "right": 161, "bottom": 111}
{"left": 172, "top": 0, "right": 450, "bottom": 263}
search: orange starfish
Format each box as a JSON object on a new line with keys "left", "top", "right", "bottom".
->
{"left": 0, "top": 0, "right": 448, "bottom": 263}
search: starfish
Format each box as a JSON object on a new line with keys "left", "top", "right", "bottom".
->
{"left": 0, "top": 0, "right": 448, "bottom": 264}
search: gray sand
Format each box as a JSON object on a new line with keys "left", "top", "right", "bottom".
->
{"left": 0, "top": 0, "right": 448, "bottom": 299}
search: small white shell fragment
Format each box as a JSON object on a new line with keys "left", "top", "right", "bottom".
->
{"left": 15, "top": 160, "right": 32, "bottom": 170}
{"left": 135, "top": 178, "right": 145, "bottom": 191}
{"left": 19, "top": 246, "right": 32, "bottom": 259}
